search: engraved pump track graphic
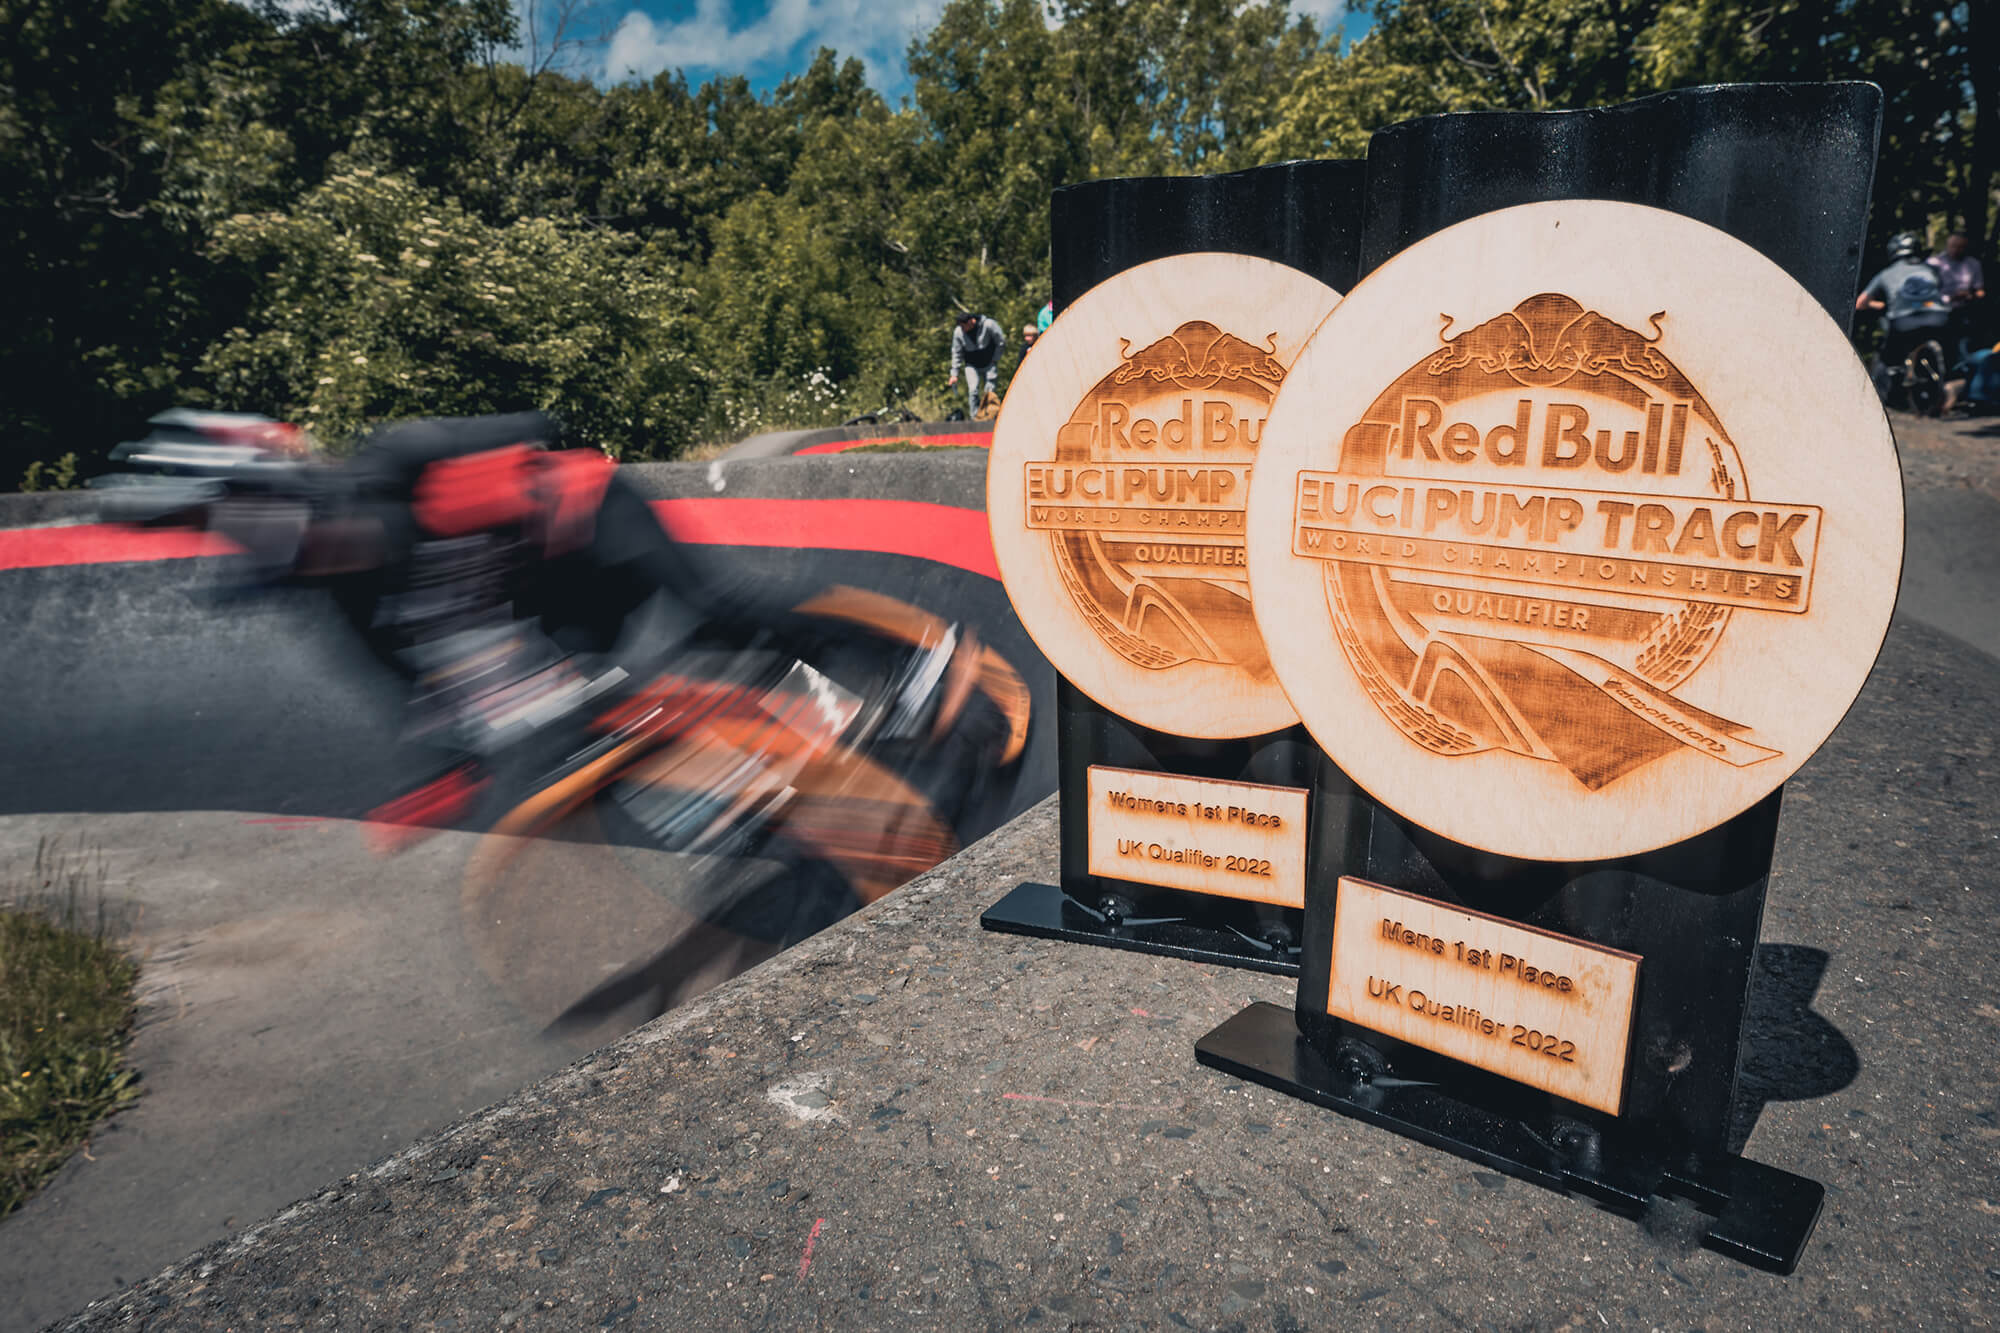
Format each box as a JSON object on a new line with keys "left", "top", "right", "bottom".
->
{"left": 988, "top": 252, "right": 1342, "bottom": 737}
{"left": 1246, "top": 202, "right": 1902, "bottom": 860}
{"left": 1316, "top": 293, "right": 1788, "bottom": 788}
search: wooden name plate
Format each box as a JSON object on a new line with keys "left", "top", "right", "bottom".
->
{"left": 1084, "top": 765, "right": 1309, "bottom": 909}
{"left": 1323, "top": 877, "right": 1641, "bottom": 1114}
{"left": 1246, "top": 201, "right": 1903, "bottom": 860}
{"left": 988, "top": 252, "right": 1342, "bottom": 737}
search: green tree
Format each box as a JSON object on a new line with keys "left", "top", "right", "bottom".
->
{"left": 243, "top": 0, "right": 519, "bottom": 188}
{"left": 200, "top": 167, "right": 705, "bottom": 457}
{"left": 1635, "top": 1, "right": 1996, "bottom": 253}
{"left": 0, "top": 0, "right": 289, "bottom": 484}
{"left": 905, "top": 0, "right": 1088, "bottom": 320}
{"left": 1054, "top": 0, "right": 1322, "bottom": 175}
{"left": 1258, "top": 1, "right": 1996, "bottom": 254}
{"left": 6, "top": 0, "right": 1992, "bottom": 490}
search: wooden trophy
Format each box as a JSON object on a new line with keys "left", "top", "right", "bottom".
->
{"left": 1195, "top": 83, "right": 1894, "bottom": 1272}
{"left": 980, "top": 161, "right": 1363, "bottom": 972}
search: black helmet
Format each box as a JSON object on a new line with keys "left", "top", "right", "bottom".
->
{"left": 1888, "top": 231, "right": 1924, "bottom": 260}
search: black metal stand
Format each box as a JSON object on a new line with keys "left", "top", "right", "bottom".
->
{"left": 981, "top": 680, "right": 1321, "bottom": 974}
{"left": 982, "top": 880, "right": 1300, "bottom": 976}
{"left": 977, "top": 160, "right": 1365, "bottom": 975}
{"left": 1192, "top": 82, "right": 1882, "bottom": 1276}
{"left": 1196, "top": 1002, "right": 1824, "bottom": 1273}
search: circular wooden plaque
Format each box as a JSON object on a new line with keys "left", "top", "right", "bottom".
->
{"left": 987, "top": 252, "right": 1342, "bottom": 737}
{"left": 1246, "top": 200, "right": 1902, "bottom": 861}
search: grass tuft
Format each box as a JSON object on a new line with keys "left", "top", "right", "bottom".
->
{"left": 0, "top": 839, "right": 143, "bottom": 1218}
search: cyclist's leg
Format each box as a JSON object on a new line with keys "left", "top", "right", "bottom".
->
{"left": 1907, "top": 335, "right": 1948, "bottom": 416}
{"left": 1875, "top": 325, "right": 1917, "bottom": 403}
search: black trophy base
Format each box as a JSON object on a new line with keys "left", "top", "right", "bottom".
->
{"left": 980, "top": 882, "right": 1300, "bottom": 976}
{"left": 1195, "top": 1003, "right": 1823, "bottom": 1274}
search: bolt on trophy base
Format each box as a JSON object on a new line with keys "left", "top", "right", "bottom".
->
{"left": 980, "top": 880, "right": 1302, "bottom": 976}
{"left": 1196, "top": 1002, "right": 1824, "bottom": 1275}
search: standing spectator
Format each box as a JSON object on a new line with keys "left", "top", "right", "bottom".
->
{"left": 1931, "top": 230, "right": 1989, "bottom": 364}
{"left": 1931, "top": 230, "right": 1987, "bottom": 305}
{"left": 947, "top": 312, "right": 1005, "bottom": 418}
{"left": 1036, "top": 300, "right": 1053, "bottom": 334}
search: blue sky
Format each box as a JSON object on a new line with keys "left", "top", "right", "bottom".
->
{"left": 570, "top": 1, "right": 1367, "bottom": 100}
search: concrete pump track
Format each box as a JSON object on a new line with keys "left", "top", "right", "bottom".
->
{"left": 0, "top": 449, "right": 1052, "bottom": 1329}
{"left": 5, "top": 417, "right": 2000, "bottom": 1329}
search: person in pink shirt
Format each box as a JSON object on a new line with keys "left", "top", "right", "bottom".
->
{"left": 1931, "top": 230, "right": 1985, "bottom": 304}
{"left": 1931, "top": 231, "right": 1989, "bottom": 397}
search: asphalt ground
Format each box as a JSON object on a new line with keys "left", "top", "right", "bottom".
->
{"left": 8, "top": 416, "right": 2000, "bottom": 1329}
{"left": 47, "top": 597, "right": 2000, "bottom": 1328}
{"left": 1886, "top": 411, "right": 2000, "bottom": 660}
{"left": 0, "top": 454, "right": 1054, "bottom": 1330}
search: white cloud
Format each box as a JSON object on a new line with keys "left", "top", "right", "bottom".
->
{"left": 602, "top": 0, "right": 949, "bottom": 92}
{"left": 1288, "top": 0, "right": 1348, "bottom": 34}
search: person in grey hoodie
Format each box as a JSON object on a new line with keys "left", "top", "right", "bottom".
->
{"left": 946, "top": 312, "right": 1006, "bottom": 417}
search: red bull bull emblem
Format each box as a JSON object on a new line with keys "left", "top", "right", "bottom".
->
{"left": 1246, "top": 202, "right": 1902, "bottom": 860}
{"left": 990, "top": 253, "right": 1343, "bottom": 737}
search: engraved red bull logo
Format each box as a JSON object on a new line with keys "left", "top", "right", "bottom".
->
{"left": 1291, "top": 293, "right": 1818, "bottom": 790}
{"left": 1028, "top": 320, "right": 1287, "bottom": 674}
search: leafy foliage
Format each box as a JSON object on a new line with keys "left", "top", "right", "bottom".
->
{"left": 1, "top": 0, "right": 1992, "bottom": 482}
{"left": 201, "top": 167, "right": 704, "bottom": 456}
{"left": 1259, "top": 0, "right": 1997, "bottom": 261}
{"left": 18, "top": 454, "right": 80, "bottom": 493}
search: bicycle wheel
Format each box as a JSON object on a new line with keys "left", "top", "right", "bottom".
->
{"left": 1907, "top": 341, "right": 1946, "bottom": 417}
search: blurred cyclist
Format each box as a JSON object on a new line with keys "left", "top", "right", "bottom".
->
{"left": 172, "top": 412, "right": 979, "bottom": 830}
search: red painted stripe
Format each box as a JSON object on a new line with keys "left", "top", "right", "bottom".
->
{"left": 796, "top": 432, "right": 992, "bottom": 456}
{"left": 0, "top": 525, "right": 238, "bottom": 570}
{"left": 653, "top": 498, "right": 998, "bottom": 580}
{"left": 0, "top": 498, "right": 999, "bottom": 580}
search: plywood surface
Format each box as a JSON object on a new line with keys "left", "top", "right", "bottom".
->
{"left": 1084, "top": 764, "right": 1309, "bottom": 909}
{"left": 1245, "top": 201, "right": 1903, "bottom": 860}
{"left": 1322, "top": 876, "right": 1642, "bottom": 1115}
{"left": 988, "top": 252, "right": 1342, "bottom": 737}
